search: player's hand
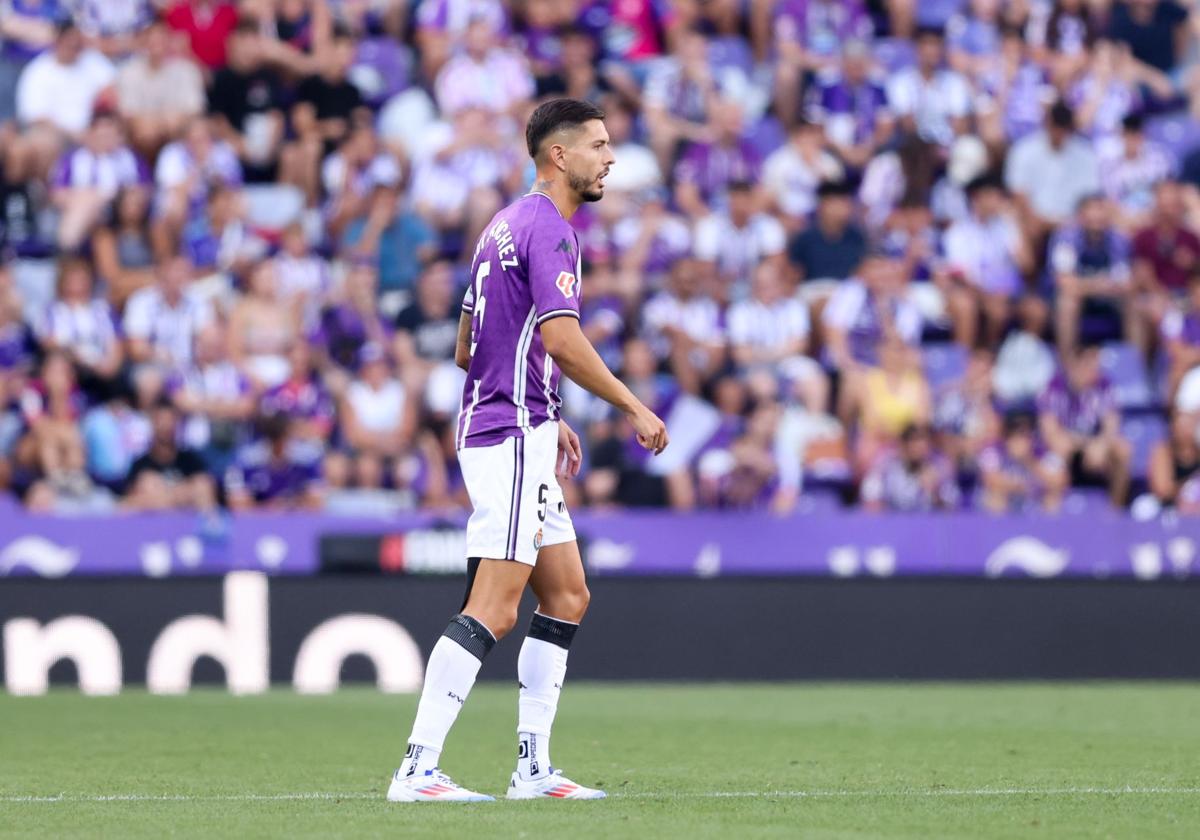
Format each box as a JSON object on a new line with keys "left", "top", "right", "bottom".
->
{"left": 627, "top": 404, "right": 669, "bottom": 455}
{"left": 557, "top": 419, "right": 582, "bottom": 479}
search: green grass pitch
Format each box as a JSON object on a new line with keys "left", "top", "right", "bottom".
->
{"left": 2, "top": 683, "right": 1199, "bottom": 839}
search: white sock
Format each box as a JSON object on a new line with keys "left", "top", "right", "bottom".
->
{"left": 401, "top": 615, "right": 495, "bottom": 777}
{"left": 516, "top": 613, "right": 575, "bottom": 781}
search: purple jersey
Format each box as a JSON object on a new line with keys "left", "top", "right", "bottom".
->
{"left": 457, "top": 192, "right": 582, "bottom": 449}
{"left": 1037, "top": 374, "right": 1116, "bottom": 437}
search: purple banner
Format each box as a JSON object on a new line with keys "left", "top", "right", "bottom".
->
{"left": 2, "top": 506, "right": 1200, "bottom": 580}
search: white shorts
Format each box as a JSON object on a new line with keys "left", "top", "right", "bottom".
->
{"left": 458, "top": 419, "right": 576, "bottom": 566}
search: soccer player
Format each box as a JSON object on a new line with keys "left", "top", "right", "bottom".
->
{"left": 386, "top": 99, "right": 669, "bottom": 803}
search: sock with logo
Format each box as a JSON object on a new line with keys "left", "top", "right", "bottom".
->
{"left": 401, "top": 613, "right": 496, "bottom": 776}
{"left": 516, "top": 612, "right": 577, "bottom": 781}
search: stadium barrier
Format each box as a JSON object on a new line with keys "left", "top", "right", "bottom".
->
{"left": 3, "top": 573, "right": 1200, "bottom": 694}
{"left": 2, "top": 508, "right": 1200, "bottom": 579}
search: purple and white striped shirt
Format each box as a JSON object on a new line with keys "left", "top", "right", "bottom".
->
{"left": 53, "top": 145, "right": 148, "bottom": 193}
{"left": 434, "top": 48, "right": 534, "bottom": 116}
{"left": 38, "top": 300, "right": 118, "bottom": 364}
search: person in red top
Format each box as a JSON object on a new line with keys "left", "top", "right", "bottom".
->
{"left": 1133, "top": 179, "right": 1200, "bottom": 344}
{"left": 165, "top": 0, "right": 238, "bottom": 70}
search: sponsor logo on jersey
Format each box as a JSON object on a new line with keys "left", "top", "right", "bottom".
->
{"left": 555, "top": 271, "right": 576, "bottom": 299}
{"left": 555, "top": 238, "right": 572, "bottom": 255}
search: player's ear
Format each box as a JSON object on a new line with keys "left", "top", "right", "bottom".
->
{"left": 550, "top": 141, "right": 568, "bottom": 173}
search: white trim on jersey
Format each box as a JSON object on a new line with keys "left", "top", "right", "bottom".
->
{"left": 535, "top": 308, "right": 580, "bottom": 325}
{"left": 513, "top": 305, "right": 537, "bottom": 434}
{"left": 542, "top": 353, "right": 555, "bottom": 420}
{"left": 458, "top": 379, "right": 482, "bottom": 449}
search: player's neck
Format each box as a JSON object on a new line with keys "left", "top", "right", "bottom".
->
{"left": 529, "top": 177, "right": 580, "bottom": 221}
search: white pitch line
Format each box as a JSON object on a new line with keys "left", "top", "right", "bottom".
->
{"left": 3, "top": 788, "right": 1200, "bottom": 804}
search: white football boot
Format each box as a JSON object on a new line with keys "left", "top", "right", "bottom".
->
{"left": 505, "top": 768, "right": 608, "bottom": 800}
{"left": 387, "top": 767, "right": 494, "bottom": 802}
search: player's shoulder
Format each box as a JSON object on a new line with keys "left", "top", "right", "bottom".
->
{"left": 507, "top": 192, "right": 573, "bottom": 236}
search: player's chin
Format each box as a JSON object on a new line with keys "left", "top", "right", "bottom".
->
{"left": 581, "top": 185, "right": 605, "bottom": 203}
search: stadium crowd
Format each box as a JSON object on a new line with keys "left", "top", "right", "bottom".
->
{"left": 4, "top": 0, "right": 1200, "bottom": 517}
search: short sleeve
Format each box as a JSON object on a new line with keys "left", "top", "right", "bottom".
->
{"left": 526, "top": 221, "right": 581, "bottom": 326}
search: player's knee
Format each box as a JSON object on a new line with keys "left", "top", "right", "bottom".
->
{"left": 546, "top": 586, "right": 590, "bottom": 624}
{"left": 489, "top": 605, "right": 520, "bottom": 639}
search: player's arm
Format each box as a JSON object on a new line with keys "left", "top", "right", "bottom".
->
{"left": 455, "top": 311, "right": 471, "bottom": 371}
{"left": 541, "top": 316, "right": 668, "bottom": 454}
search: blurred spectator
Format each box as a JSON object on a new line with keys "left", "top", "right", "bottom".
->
{"left": 393, "top": 260, "right": 460, "bottom": 380}
{"left": 861, "top": 423, "right": 960, "bottom": 512}
{"left": 978, "top": 412, "right": 1068, "bottom": 513}
{"left": 642, "top": 29, "right": 716, "bottom": 170}
{"left": 208, "top": 21, "right": 287, "bottom": 183}
{"left": 728, "top": 260, "right": 828, "bottom": 413}
{"left": 322, "top": 124, "right": 401, "bottom": 255}
{"left": 768, "top": 0, "right": 873, "bottom": 114}
{"left": 165, "top": 0, "right": 239, "bottom": 71}
{"left": 1100, "top": 113, "right": 1176, "bottom": 232}
{"left": 224, "top": 412, "right": 323, "bottom": 511}
{"left": 312, "top": 260, "right": 393, "bottom": 384}
{"left": 788, "top": 179, "right": 867, "bottom": 297}
{"left": 340, "top": 341, "right": 415, "bottom": 461}
{"left": 287, "top": 25, "right": 369, "bottom": 203}
{"left": 854, "top": 336, "right": 932, "bottom": 470}
{"left": 153, "top": 117, "right": 243, "bottom": 258}
{"left": 1027, "top": 0, "right": 1100, "bottom": 85}
{"left": 17, "top": 350, "right": 91, "bottom": 497}
{"left": 886, "top": 25, "right": 971, "bottom": 148}
{"left": 74, "top": 0, "right": 153, "bottom": 59}
{"left": 974, "top": 24, "right": 1052, "bottom": 147}
{"left": 934, "top": 347, "right": 1000, "bottom": 466}
{"left": 673, "top": 98, "right": 761, "bottom": 219}
{"left": 272, "top": 222, "right": 332, "bottom": 330}
{"left": 612, "top": 189, "right": 691, "bottom": 297}
{"left": 1106, "top": 0, "right": 1190, "bottom": 76}
{"left": 762, "top": 120, "right": 844, "bottom": 229}
{"left": 803, "top": 41, "right": 892, "bottom": 170}
{"left": 693, "top": 180, "right": 786, "bottom": 297}
{"left": 408, "top": 106, "right": 520, "bottom": 260}
{"left": 1163, "top": 271, "right": 1200, "bottom": 401}
{"left": 15, "top": 21, "right": 116, "bottom": 172}
{"left": 434, "top": 15, "right": 533, "bottom": 119}
{"left": 642, "top": 258, "right": 727, "bottom": 394}
{"left": 260, "top": 340, "right": 335, "bottom": 457}
{"left": 35, "top": 257, "right": 123, "bottom": 394}
{"left": 942, "top": 174, "right": 1033, "bottom": 347}
{"left": 1047, "top": 194, "right": 1135, "bottom": 356}
{"left": 115, "top": 17, "right": 204, "bottom": 158}
{"left": 1147, "top": 411, "right": 1200, "bottom": 511}
{"left": 1132, "top": 179, "right": 1200, "bottom": 334}
{"left": 1004, "top": 101, "right": 1100, "bottom": 239}
{"left": 415, "top": 0, "right": 511, "bottom": 79}
{"left": 91, "top": 186, "right": 156, "bottom": 307}
{"left": 228, "top": 261, "right": 299, "bottom": 390}
{"left": 123, "top": 399, "right": 216, "bottom": 511}
{"left": 993, "top": 294, "right": 1057, "bottom": 408}
{"left": 823, "top": 252, "right": 923, "bottom": 422}
{"left": 122, "top": 255, "right": 212, "bottom": 373}
{"left": 50, "top": 112, "right": 148, "bottom": 252}
{"left": 170, "top": 323, "right": 254, "bottom": 472}
{"left": 1037, "top": 345, "right": 1132, "bottom": 505}
{"left": 0, "top": 0, "right": 63, "bottom": 124}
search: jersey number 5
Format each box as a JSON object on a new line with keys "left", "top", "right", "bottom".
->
{"left": 470, "top": 260, "right": 490, "bottom": 356}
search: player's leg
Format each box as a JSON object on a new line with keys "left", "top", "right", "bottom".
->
{"left": 389, "top": 433, "right": 534, "bottom": 802}
{"left": 507, "top": 533, "right": 605, "bottom": 800}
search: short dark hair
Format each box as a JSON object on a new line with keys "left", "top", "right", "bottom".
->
{"left": 526, "top": 98, "right": 606, "bottom": 160}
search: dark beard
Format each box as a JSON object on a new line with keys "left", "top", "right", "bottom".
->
{"left": 568, "top": 171, "right": 603, "bottom": 202}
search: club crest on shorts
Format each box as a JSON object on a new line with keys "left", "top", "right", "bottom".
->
{"left": 533, "top": 527, "right": 544, "bottom": 550}
{"left": 555, "top": 271, "right": 576, "bottom": 299}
